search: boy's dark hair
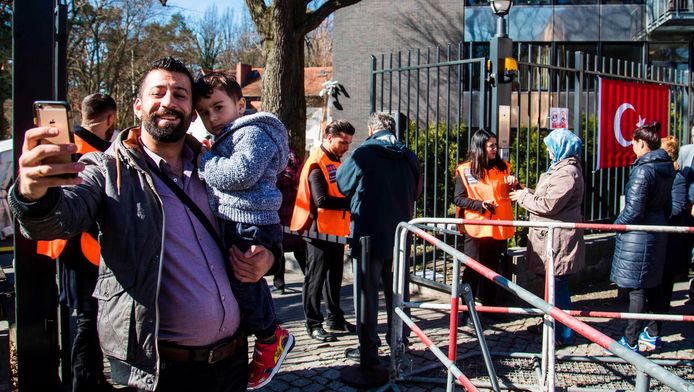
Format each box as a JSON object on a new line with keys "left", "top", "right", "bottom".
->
{"left": 138, "top": 57, "right": 194, "bottom": 97}
{"left": 633, "top": 121, "right": 662, "bottom": 151}
{"left": 193, "top": 71, "right": 243, "bottom": 104}
{"left": 81, "top": 93, "right": 117, "bottom": 121}
{"left": 325, "top": 120, "right": 355, "bottom": 137}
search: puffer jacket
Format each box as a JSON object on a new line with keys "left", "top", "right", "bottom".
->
{"left": 516, "top": 157, "right": 585, "bottom": 276}
{"left": 9, "top": 127, "right": 203, "bottom": 390}
{"left": 670, "top": 166, "right": 694, "bottom": 221}
{"left": 610, "top": 148, "right": 675, "bottom": 289}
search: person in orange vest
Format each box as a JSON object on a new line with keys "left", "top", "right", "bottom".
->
{"left": 454, "top": 129, "right": 518, "bottom": 315}
{"left": 291, "top": 120, "right": 355, "bottom": 342}
{"left": 36, "top": 93, "right": 116, "bottom": 392}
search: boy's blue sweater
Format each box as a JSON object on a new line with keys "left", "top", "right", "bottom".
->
{"left": 198, "top": 112, "right": 289, "bottom": 225}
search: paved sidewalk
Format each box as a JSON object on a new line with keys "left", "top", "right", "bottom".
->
{"left": 260, "top": 259, "right": 694, "bottom": 391}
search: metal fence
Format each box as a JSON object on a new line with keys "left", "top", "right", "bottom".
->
{"left": 390, "top": 217, "right": 694, "bottom": 392}
{"left": 369, "top": 45, "right": 487, "bottom": 221}
{"left": 645, "top": 0, "right": 694, "bottom": 36}
{"left": 370, "top": 43, "right": 692, "bottom": 290}
{"left": 515, "top": 49, "right": 693, "bottom": 222}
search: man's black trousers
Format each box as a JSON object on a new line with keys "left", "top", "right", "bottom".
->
{"left": 303, "top": 239, "right": 345, "bottom": 328}
{"left": 354, "top": 256, "right": 409, "bottom": 367}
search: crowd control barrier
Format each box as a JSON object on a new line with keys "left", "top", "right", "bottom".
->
{"left": 390, "top": 218, "right": 694, "bottom": 392}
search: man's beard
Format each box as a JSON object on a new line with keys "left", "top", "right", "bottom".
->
{"left": 105, "top": 124, "right": 116, "bottom": 141}
{"left": 142, "top": 109, "right": 191, "bottom": 143}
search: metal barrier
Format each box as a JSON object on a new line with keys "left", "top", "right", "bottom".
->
{"left": 391, "top": 217, "right": 694, "bottom": 392}
{"left": 371, "top": 44, "right": 692, "bottom": 227}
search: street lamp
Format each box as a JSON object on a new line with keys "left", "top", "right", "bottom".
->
{"left": 490, "top": 0, "right": 512, "bottom": 16}
{"left": 490, "top": 0, "right": 512, "bottom": 37}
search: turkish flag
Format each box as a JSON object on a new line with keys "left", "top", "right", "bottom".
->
{"left": 597, "top": 78, "right": 669, "bottom": 170}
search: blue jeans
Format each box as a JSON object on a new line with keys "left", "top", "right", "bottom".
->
{"left": 555, "top": 275, "right": 573, "bottom": 343}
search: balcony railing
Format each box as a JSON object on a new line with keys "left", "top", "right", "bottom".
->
{"left": 643, "top": 0, "right": 694, "bottom": 37}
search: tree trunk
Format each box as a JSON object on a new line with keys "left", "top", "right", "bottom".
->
{"left": 261, "top": 3, "right": 307, "bottom": 161}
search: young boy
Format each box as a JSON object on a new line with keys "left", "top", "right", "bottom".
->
{"left": 193, "top": 71, "right": 293, "bottom": 389}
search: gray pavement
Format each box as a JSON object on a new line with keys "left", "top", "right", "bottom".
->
{"left": 259, "top": 258, "right": 694, "bottom": 391}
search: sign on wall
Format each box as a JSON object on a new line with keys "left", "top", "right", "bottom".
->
{"left": 596, "top": 78, "right": 669, "bottom": 170}
{"left": 549, "top": 107, "right": 568, "bottom": 129}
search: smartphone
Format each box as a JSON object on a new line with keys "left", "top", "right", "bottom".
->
{"left": 33, "top": 101, "right": 76, "bottom": 169}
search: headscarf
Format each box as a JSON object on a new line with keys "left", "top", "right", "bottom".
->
{"left": 543, "top": 128, "right": 583, "bottom": 166}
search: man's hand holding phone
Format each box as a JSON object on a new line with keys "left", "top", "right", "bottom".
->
{"left": 18, "top": 126, "right": 85, "bottom": 201}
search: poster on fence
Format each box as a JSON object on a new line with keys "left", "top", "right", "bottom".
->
{"left": 549, "top": 107, "right": 568, "bottom": 129}
{"left": 596, "top": 78, "right": 669, "bottom": 170}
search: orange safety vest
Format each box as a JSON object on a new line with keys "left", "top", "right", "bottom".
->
{"left": 456, "top": 161, "right": 514, "bottom": 240}
{"left": 36, "top": 133, "right": 101, "bottom": 266}
{"left": 290, "top": 147, "right": 350, "bottom": 237}
{"left": 74, "top": 134, "right": 100, "bottom": 154}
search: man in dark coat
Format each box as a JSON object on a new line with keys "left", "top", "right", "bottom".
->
{"left": 610, "top": 122, "right": 675, "bottom": 352}
{"left": 336, "top": 112, "right": 422, "bottom": 367}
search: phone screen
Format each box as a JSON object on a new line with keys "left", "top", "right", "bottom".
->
{"left": 33, "top": 101, "right": 75, "bottom": 167}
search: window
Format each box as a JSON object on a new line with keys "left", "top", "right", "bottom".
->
{"left": 514, "top": 0, "right": 551, "bottom": 5}
{"left": 557, "top": 43, "right": 597, "bottom": 67}
{"left": 602, "top": 0, "right": 644, "bottom": 4}
{"left": 472, "top": 42, "right": 490, "bottom": 59}
{"left": 602, "top": 44, "right": 643, "bottom": 64}
{"left": 555, "top": 0, "right": 598, "bottom": 5}
{"left": 514, "top": 43, "right": 551, "bottom": 64}
{"left": 649, "top": 43, "right": 689, "bottom": 71}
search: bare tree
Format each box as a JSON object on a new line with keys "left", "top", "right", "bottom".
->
{"left": 244, "top": 0, "right": 362, "bottom": 160}
{"left": 305, "top": 17, "right": 332, "bottom": 67}
{"left": 194, "top": 5, "right": 223, "bottom": 70}
{"left": 218, "top": 9, "right": 265, "bottom": 69}
{"left": 67, "top": 0, "right": 196, "bottom": 128}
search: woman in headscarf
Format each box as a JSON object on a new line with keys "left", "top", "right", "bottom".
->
{"left": 510, "top": 128, "right": 585, "bottom": 346}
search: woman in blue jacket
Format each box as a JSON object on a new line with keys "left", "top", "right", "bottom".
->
{"left": 611, "top": 122, "right": 675, "bottom": 352}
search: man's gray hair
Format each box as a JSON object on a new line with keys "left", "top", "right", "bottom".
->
{"left": 368, "top": 112, "right": 395, "bottom": 132}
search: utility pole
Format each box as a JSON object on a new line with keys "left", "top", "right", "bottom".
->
{"left": 489, "top": 0, "right": 513, "bottom": 160}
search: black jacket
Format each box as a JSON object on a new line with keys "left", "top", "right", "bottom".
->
{"left": 610, "top": 149, "right": 675, "bottom": 289}
{"left": 336, "top": 131, "right": 422, "bottom": 259}
{"left": 670, "top": 166, "right": 694, "bottom": 222}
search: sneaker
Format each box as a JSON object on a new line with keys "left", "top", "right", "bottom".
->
{"left": 248, "top": 326, "right": 295, "bottom": 390}
{"left": 614, "top": 336, "right": 639, "bottom": 353}
{"left": 638, "top": 328, "right": 662, "bottom": 351}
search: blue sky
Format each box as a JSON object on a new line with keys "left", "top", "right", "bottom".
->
{"left": 165, "top": 0, "right": 246, "bottom": 19}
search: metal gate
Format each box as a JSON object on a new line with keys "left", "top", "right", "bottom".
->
{"left": 370, "top": 43, "right": 693, "bottom": 290}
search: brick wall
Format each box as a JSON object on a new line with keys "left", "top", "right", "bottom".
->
{"left": 333, "top": 0, "right": 466, "bottom": 147}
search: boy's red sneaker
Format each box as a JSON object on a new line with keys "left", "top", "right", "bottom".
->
{"left": 248, "top": 326, "right": 294, "bottom": 390}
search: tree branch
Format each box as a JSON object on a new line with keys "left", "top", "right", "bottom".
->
{"left": 301, "top": 0, "right": 362, "bottom": 36}
{"left": 244, "top": 0, "right": 268, "bottom": 28}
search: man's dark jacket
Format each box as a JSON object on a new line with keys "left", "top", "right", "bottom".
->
{"left": 611, "top": 148, "right": 675, "bottom": 289}
{"left": 336, "top": 130, "right": 422, "bottom": 259}
{"left": 60, "top": 125, "right": 111, "bottom": 311}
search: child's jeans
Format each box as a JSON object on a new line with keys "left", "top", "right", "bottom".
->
{"left": 225, "top": 221, "right": 283, "bottom": 339}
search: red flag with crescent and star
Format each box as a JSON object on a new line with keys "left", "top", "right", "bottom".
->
{"left": 597, "top": 78, "right": 669, "bottom": 170}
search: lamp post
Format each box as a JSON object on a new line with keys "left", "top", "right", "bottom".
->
{"left": 489, "top": 0, "right": 513, "bottom": 160}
